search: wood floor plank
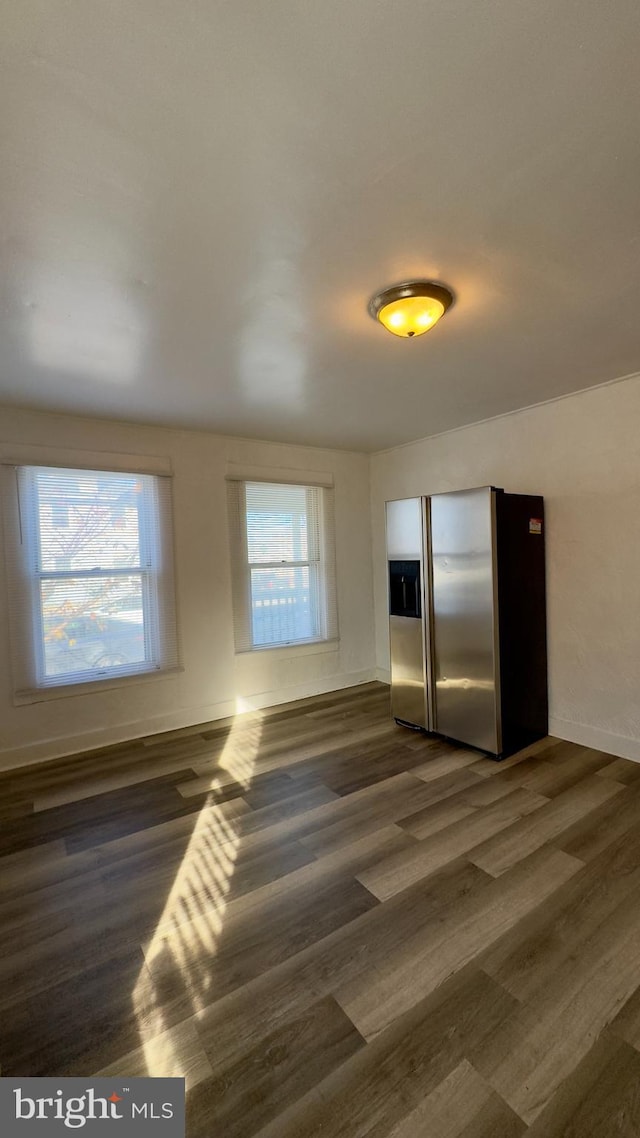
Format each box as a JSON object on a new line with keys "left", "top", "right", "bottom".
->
{"left": 233, "top": 783, "right": 340, "bottom": 834}
{"left": 456, "top": 774, "right": 532, "bottom": 807}
{"left": 180, "top": 723, "right": 353, "bottom": 792}
{"left": 0, "top": 892, "right": 146, "bottom": 1013}
{"left": 481, "top": 821, "right": 640, "bottom": 1004}
{"left": 75, "top": 795, "right": 251, "bottom": 872}
{"left": 516, "top": 746, "right": 613, "bottom": 797}
{"left": 596, "top": 756, "right": 640, "bottom": 784}
{"left": 192, "top": 719, "right": 402, "bottom": 784}
{"left": 105, "top": 830, "right": 318, "bottom": 925}
{"left": 0, "top": 770, "right": 209, "bottom": 858}
{"left": 141, "top": 824, "right": 413, "bottom": 949}
{"left": 252, "top": 968, "right": 518, "bottom": 1138}
{"left": 3, "top": 735, "right": 221, "bottom": 799}
{"left": 304, "top": 741, "right": 432, "bottom": 798}
{"left": 360, "top": 786, "right": 548, "bottom": 901}
{"left": 469, "top": 881, "right": 640, "bottom": 1123}
{"left": 0, "top": 906, "right": 71, "bottom": 958}
{"left": 33, "top": 759, "right": 204, "bottom": 811}
{"left": 556, "top": 780, "right": 640, "bottom": 863}
{"left": 187, "top": 996, "right": 364, "bottom": 1138}
{"left": 609, "top": 977, "right": 640, "bottom": 1053}
{"left": 411, "top": 748, "right": 484, "bottom": 782}
{"left": 143, "top": 871, "right": 378, "bottom": 1010}
{"left": 336, "top": 845, "right": 582, "bottom": 1040}
{"left": 470, "top": 743, "right": 613, "bottom": 800}
{"left": 468, "top": 774, "right": 624, "bottom": 877}
{"left": 298, "top": 769, "right": 486, "bottom": 858}
{"left": 384, "top": 1059, "right": 525, "bottom": 1138}
{"left": 396, "top": 794, "right": 477, "bottom": 841}
{"left": 195, "top": 857, "right": 490, "bottom": 1075}
{"left": 0, "top": 951, "right": 191, "bottom": 1076}
{"left": 95, "top": 1018, "right": 213, "bottom": 1091}
{"left": 0, "top": 839, "right": 76, "bottom": 895}
{"left": 525, "top": 1032, "right": 640, "bottom": 1137}
{"left": 466, "top": 736, "right": 555, "bottom": 778}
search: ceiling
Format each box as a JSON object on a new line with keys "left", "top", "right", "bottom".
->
{"left": 1, "top": 1, "right": 639, "bottom": 452}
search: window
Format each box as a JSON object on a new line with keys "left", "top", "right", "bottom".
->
{"left": 228, "top": 480, "right": 338, "bottom": 651}
{"left": 2, "top": 465, "right": 179, "bottom": 696}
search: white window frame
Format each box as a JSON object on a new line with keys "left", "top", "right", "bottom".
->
{"left": 228, "top": 478, "right": 339, "bottom": 654}
{"left": 1, "top": 449, "right": 180, "bottom": 704}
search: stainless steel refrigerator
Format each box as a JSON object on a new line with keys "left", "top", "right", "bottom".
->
{"left": 386, "top": 486, "right": 547, "bottom": 759}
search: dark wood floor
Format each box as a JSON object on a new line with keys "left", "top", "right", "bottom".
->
{"left": 3, "top": 682, "right": 640, "bottom": 1135}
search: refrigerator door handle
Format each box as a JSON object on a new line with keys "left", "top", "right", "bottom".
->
{"left": 422, "top": 496, "right": 436, "bottom": 734}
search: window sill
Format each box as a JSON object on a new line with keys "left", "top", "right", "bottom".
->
{"left": 235, "top": 638, "right": 340, "bottom": 658}
{"left": 13, "top": 665, "right": 184, "bottom": 706}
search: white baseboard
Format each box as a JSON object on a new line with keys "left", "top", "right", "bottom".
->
{"left": 0, "top": 668, "right": 377, "bottom": 773}
{"left": 549, "top": 716, "right": 640, "bottom": 764}
{"left": 225, "top": 669, "right": 376, "bottom": 715}
{"left": 6, "top": 681, "right": 635, "bottom": 774}
{"left": 366, "top": 690, "right": 640, "bottom": 764}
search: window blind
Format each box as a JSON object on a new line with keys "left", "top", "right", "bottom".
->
{"left": 2, "top": 465, "right": 179, "bottom": 696}
{"left": 227, "top": 479, "right": 338, "bottom": 652}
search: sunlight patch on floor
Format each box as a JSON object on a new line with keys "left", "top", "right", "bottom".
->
{"left": 130, "top": 710, "right": 263, "bottom": 1081}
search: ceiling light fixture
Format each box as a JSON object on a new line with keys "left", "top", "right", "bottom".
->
{"left": 368, "top": 280, "right": 454, "bottom": 338}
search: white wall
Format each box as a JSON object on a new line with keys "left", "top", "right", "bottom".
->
{"left": 0, "top": 407, "right": 375, "bottom": 769}
{"left": 5, "top": 373, "right": 639, "bottom": 770}
{"left": 370, "top": 374, "right": 640, "bottom": 762}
